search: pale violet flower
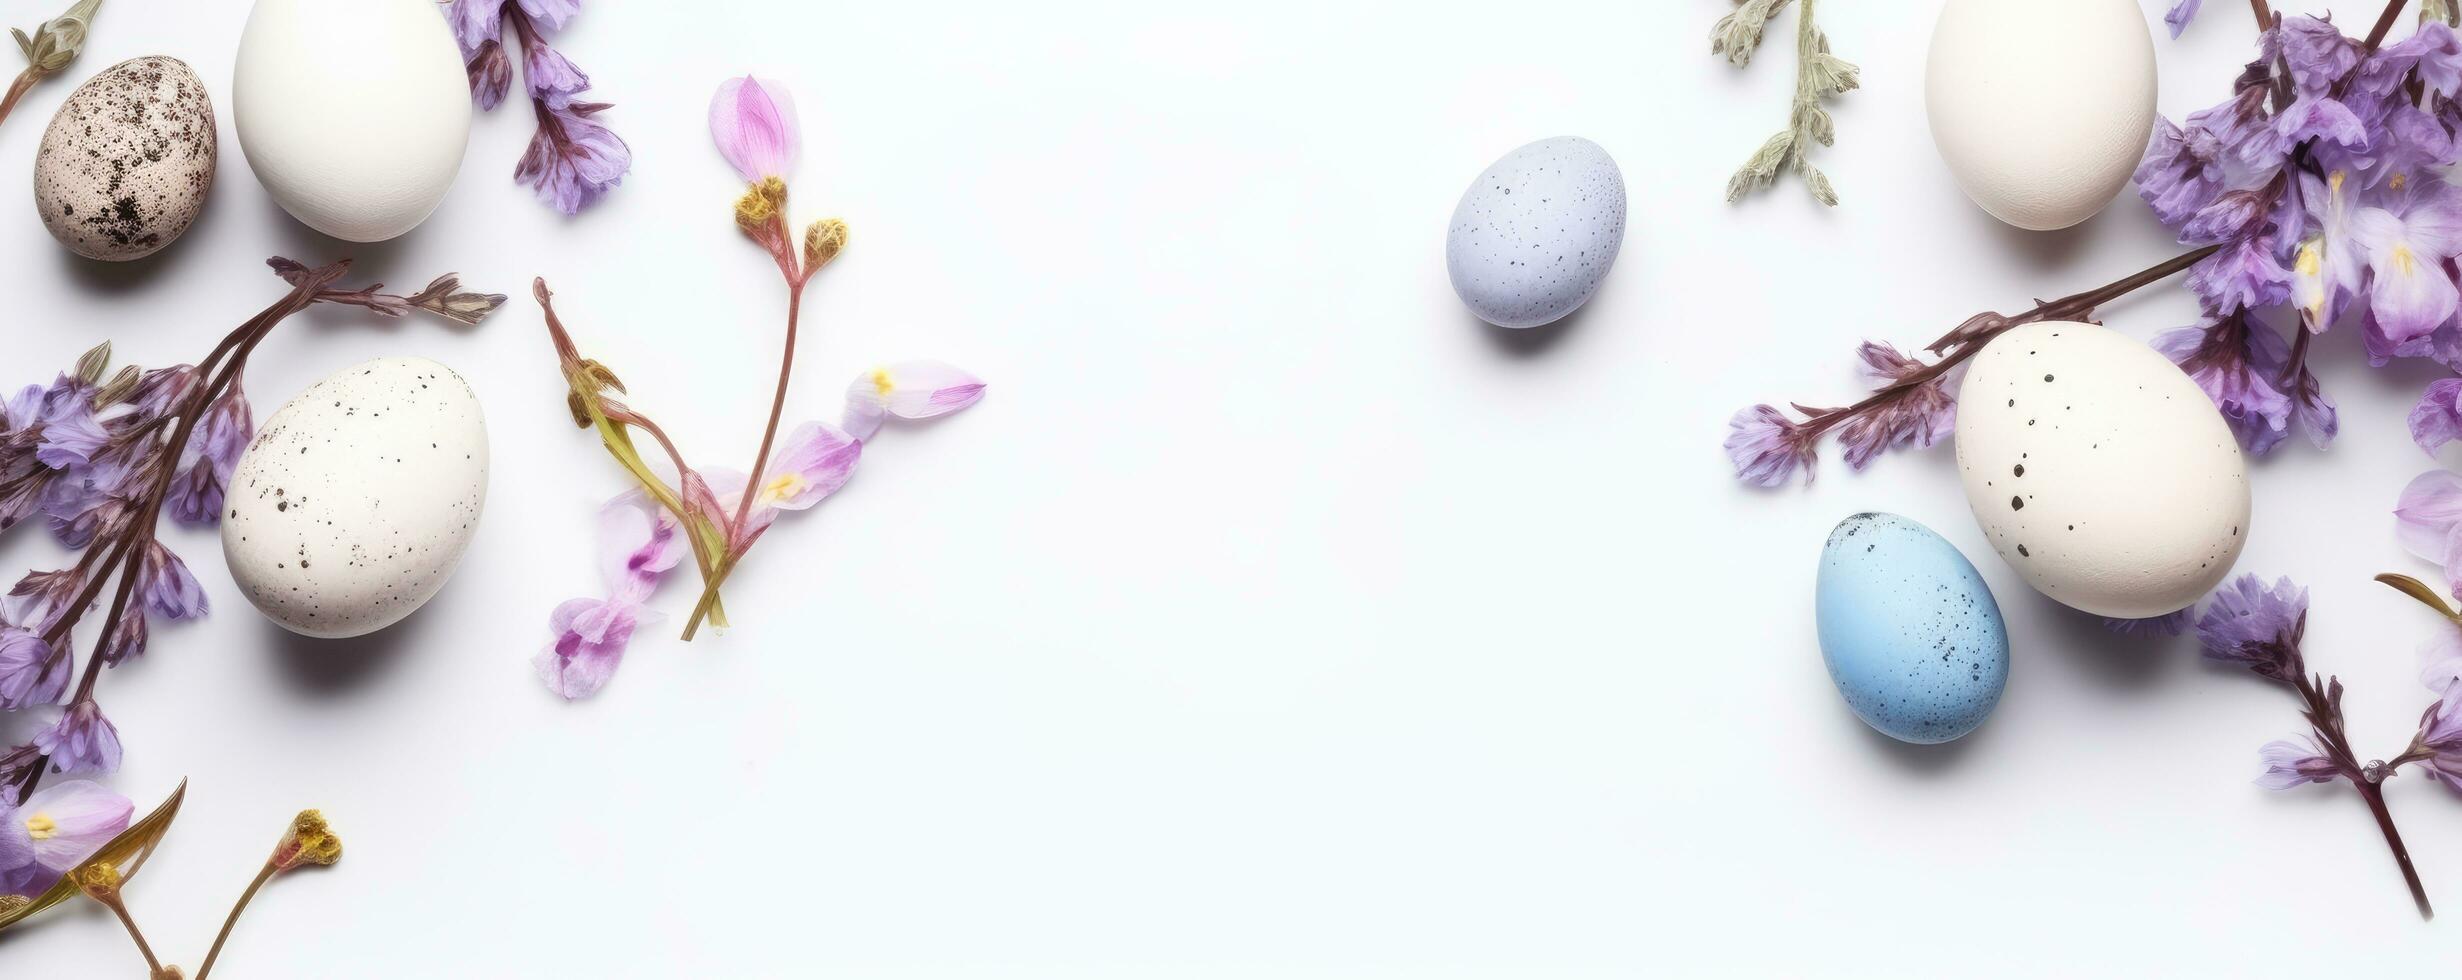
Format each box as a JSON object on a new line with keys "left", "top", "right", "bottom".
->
{"left": 2397, "top": 470, "right": 2462, "bottom": 590}
{"left": 0, "top": 778, "right": 129, "bottom": 896}
{"left": 31, "top": 699, "right": 120, "bottom": 774}
{"left": 843, "top": 362, "right": 987, "bottom": 441}
{"left": 2257, "top": 737, "right": 2343, "bottom": 790}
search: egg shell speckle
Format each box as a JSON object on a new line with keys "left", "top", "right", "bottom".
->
{"left": 1445, "top": 136, "right": 1626, "bottom": 328}
{"left": 222, "top": 357, "right": 488, "bottom": 639}
{"left": 1954, "top": 322, "right": 2250, "bottom": 619}
{"left": 1925, "top": 0, "right": 2155, "bottom": 231}
{"left": 33, "top": 56, "right": 217, "bottom": 261}
{"left": 1817, "top": 513, "right": 2009, "bottom": 745}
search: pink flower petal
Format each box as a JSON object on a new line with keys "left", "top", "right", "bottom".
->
{"left": 599, "top": 492, "right": 685, "bottom": 602}
{"left": 2422, "top": 624, "right": 2462, "bottom": 694}
{"left": 709, "top": 75, "right": 799, "bottom": 184}
{"left": 19, "top": 778, "right": 132, "bottom": 870}
{"left": 845, "top": 362, "right": 985, "bottom": 435}
{"left": 758, "top": 422, "right": 861, "bottom": 511}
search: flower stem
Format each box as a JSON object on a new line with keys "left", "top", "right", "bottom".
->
{"left": 0, "top": 67, "right": 37, "bottom": 131}
{"left": 195, "top": 860, "right": 275, "bottom": 980}
{"left": 2365, "top": 0, "right": 2412, "bottom": 53}
{"left": 686, "top": 279, "right": 807, "bottom": 640}
{"left": 1794, "top": 244, "right": 2220, "bottom": 438}
{"left": 97, "top": 889, "right": 165, "bottom": 976}
{"left": 2355, "top": 782, "right": 2434, "bottom": 919}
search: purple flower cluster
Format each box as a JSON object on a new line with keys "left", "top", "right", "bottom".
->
{"left": 0, "top": 348, "right": 246, "bottom": 792}
{"left": 446, "top": 0, "right": 629, "bottom": 214}
{"left": 2135, "top": 16, "right": 2462, "bottom": 455}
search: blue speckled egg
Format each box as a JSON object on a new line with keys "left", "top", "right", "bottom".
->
{"left": 1816, "top": 513, "right": 2009, "bottom": 744}
{"left": 1445, "top": 136, "right": 1626, "bottom": 328}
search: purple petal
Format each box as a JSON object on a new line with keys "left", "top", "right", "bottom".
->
{"left": 2255, "top": 737, "right": 2341, "bottom": 790}
{"left": 2396, "top": 470, "right": 2462, "bottom": 579}
{"left": 0, "top": 629, "right": 67, "bottom": 711}
{"left": 2411, "top": 378, "right": 2462, "bottom": 455}
{"left": 16, "top": 779, "right": 131, "bottom": 872}
{"left": 516, "top": 100, "right": 630, "bottom": 215}
{"left": 31, "top": 702, "right": 122, "bottom": 775}
{"left": 2164, "top": 0, "right": 2202, "bottom": 39}
{"left": 1724, "top": 405, "right": 1815, "bottom": 488}
{"left": 139, "top": 542, "right": 207, "bottom": 621}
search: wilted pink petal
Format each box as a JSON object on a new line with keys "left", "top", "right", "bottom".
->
{"left": 757, "top": 422, "right": 861, "bottom": 511}
{"left": 710, "top": 75, "right": 799, "bottom": 184}
{"left": 843, "top": 362, "right": 985, "bottom": 440}
{"left": 535, "top": 597, "right": 659, "bottom": 701}
{"left": 598, "top": 491, "right": 684, "bottom": 603}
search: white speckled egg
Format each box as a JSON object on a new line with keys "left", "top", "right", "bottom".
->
{"left": 1445, "top": 136, "right": 1626, "bottom": 328}
{"left": 233, "top": 0, "right": 470, "bottom": 242}
{"left": 34, "top": 57, "right": 217, "bottom": 261}
{"left": 223, "top": 357, "right": 488, "bottom": 639}
{"left": 1926, "top": 0, "right": 2155, "bottom": 231}
{"left": 1954, "top": 323, "right": 2248, "bottom": 619}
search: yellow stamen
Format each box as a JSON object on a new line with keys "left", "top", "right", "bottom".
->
{"left": 2330, "top": 170, "right": 2347, "bottom": 195}
{"left": 869, "top": 368, "right": 895, "bottom": 397}
{"left": 2392, "top": 172, "right": 2410, "bottom": 192}
{"left": 2395, "top": 244, "right": 2419, "bottom": 278}
{"left": 24, "top": 813, "right": 55, "bottom": 840}
{"left": 761, "top": 472, "right": 806, "bottom": 505}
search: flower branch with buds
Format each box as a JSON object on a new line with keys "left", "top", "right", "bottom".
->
{"left": 532, "top": 75, "right": 985, "bottom": 701}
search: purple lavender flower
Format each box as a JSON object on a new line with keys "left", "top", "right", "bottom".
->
{"left": 2195, "top": 574, "right": 2308, "bottom": 680}
{"left": 1828, "top": 343, "right": 1955, "bottom": 471}
{"left": 2280, "top": 16, "right": 2364, "bottom": 95}
{"left": 30, "top": 700, "right": 120, "bottom": 775}
{"left": 516, "top": 100, "right": 631, "bottom": 216}
{"left": 96, "top": 611, "right": 142, "bottom": 668}
{"left": 2256, "top": 736, "right": 2343, "bottom": 789}
{"left": 2154, "top": 316, "right": 2294, "bottom": 454}
{"left": 0, "top": 628, "right": 66, "bottom": 710}
{"left": 2354, "top": 184, "right": 2462, "bottom": 353}
{"left": 138, "top": 540, "right": 206, "bottom": 621}
{"left": 2164, "top": 0, "right": 2201, "bottom": 40}
{"left": 2189, "top": 238, "right": 2295, "bottom": 315}
{"left": 1724, "top": 405, "right": 1816, "bottom": 488}
{"left": 167, "top": 381, "right": 250, "bottom": 526}
{"left": 2411, "top": 377, "right": 2462, "bottom": 454}
{"left": 2417, "top": 694, "right": 2462, "bottom": 793}
{"left": 444, "top": 0, "right": 627, "bottom": 213}
{"left": 6, "top": 568, "right": 82, "bottom": 634}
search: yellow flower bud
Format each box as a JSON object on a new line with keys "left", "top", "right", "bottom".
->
{"left": 803, "top": 218, "right": 848, "bottom": 271}
{"left": 75, "top": 861, "right": 122, "bottom": 900}
{"left": 273, "top": 809, "right": 342, "bottom": 871}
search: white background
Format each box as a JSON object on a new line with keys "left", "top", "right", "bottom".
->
{"left": 5, "top": 0, "right": 2462, "bottom": 975}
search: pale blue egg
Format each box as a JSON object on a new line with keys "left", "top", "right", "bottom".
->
{"left": 1444, "top": 136, "right": 1626, "bottom": 328}
{"left": 1816, "top": 513, "right": 2009, "bottom": 744}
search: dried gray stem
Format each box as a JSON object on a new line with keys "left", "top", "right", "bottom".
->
{"left": 1717, "top": 0, "right": 1858, "bottom": 206}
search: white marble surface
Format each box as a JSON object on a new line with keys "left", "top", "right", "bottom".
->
{"left": 5, "top": 0, "right": 2461, "bottom": 975}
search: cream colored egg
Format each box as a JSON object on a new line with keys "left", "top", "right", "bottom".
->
{"left": 1926, "top": 0, "right": 2156, "bottom": 231}
{"left": 1954, "top": 323, "right": 2248, "bottom": 619}
{"left": 233, "top": 0, "right": 470, "bottom": 242}
{"left": 223, "top": 357, "right": 488, "bottom": 639}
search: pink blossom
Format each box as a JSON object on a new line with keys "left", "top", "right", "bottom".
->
{"left": 710, "top": 75, "right": 799, "bottom": 185}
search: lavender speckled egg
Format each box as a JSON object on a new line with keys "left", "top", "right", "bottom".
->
{"left": 1816, "top": 512, "right": 2009, "bottom": 744}
{"left": 33, "top": 56, "right": 217, "bottom": 261}
{"left": 1445, "top": 136, "right": 1626, "bottom": 328}
{"left": 222, "top": 357, "right": 488, "bottom": 639}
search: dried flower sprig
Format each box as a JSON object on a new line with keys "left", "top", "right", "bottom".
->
{"left": 0, "top": 780, "right": 346, "bottom": 977}
{"left": 0, "top": 259, "right": 504, "bottom": 805}
{"left": 2189, "top": 570, "right": 2462, "bottom": 921}
{"left": 532, "top": 76, "right": 984, "bottom": 700}
{"left": 1715, "top": 0, "right": 1858, "bottom": 206}
{"left": 1, "top": 0, "right": 100, "bottom": 132}
{"left": 446, "top": 0, "right": 630, "bottom": 214}
{"left": 1724, "top": 246, "right": 2217, "bottom": 487}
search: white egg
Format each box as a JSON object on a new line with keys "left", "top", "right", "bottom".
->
{"left": 233, "top": 0, "right": 470, "bottom": 242}
{"left": 223, "top": 357, "right": 489, "bottom": 639}
{"left": 1926, "top": 0, "right": 2156, "bottom": 231}
{"left": 1954, "top": 323, "right": 2249, "bottom": 619}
